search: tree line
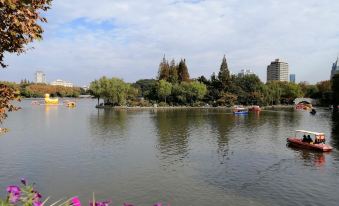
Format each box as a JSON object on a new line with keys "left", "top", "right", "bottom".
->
{"left": 89, "top": 55, "right": 333, "bottom": 107}
{"left": 0, "top": 81, "right": 83, "bottom": 98}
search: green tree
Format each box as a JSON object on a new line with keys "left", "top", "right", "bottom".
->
{"left": 187, "top": 81, "right": 207, "bottom": 102}
{"left": 216, "top": 92, "right": 237, "bottom": 106}
{"left": 107, "top": 78, "right": 130, "bottom": 106}
{"left": 156, "top": 80, "right": 172, "bottom": 103}
{"left": 218, "top": 55, "right": 231, "bottom": 91}
{"left": 89, "top": 80, "right": 102, "bottom": 105}
{"left": 266, "top": 81, "right": 283, "bottom": 105}
{"left": 133, "top": 79, "right": 157, "bottom": 98}
{"left": 168, "top": 59, "right": 178, "bottom": 84}
{"left": 177, "top": 59, "right": 190, "bottom": 82}
{"left": 89, "top": 77, "right": 131, "bottom": 106}
{"left": 235, "top": 74, "right": 262, "bottom": 93}
{"left": 282, "top": 82, "right": 303, "bottom": 102}
{"left": 172, "top": 81, "right": 207, "bottom": 105}
{"left": 316, "top": 80, "right": 332, "bottom": 105}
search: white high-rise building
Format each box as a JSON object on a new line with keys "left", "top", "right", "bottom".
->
{"left": 267, "top": 59, "right": 289, "bottom": 82}
{"left": 35, "top": 71, "right": 46, "bottom": 84}
{"left": 238, "top": 69, "right": 254, "bottom": 77}
{"left": 50, "top": 79, "right": 73, "bottom": 87}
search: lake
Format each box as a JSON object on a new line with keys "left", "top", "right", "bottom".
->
{"left": 1, "top": 100, "right": 339, "bottom": 206}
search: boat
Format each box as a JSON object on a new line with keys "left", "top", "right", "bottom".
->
{"left": 44, "top": 94, "right": 59, "bottom": 105}
{"left": 249, "top": 105, "right": 261, "bottom": 112}
{"left": 66, "top": 101, "right": 76, "bottom": 108}
{"left": 233, "top": 106, "right": 248, "bottom": 115}
{"left": 295, "top": 101, "right": 312, "bottom": 111}
{"left": 31, "top": 101, "right": 40, "bottom": 105}
{"left": 310, "top": 109, "right": 316, "bottom": 115}
{"left": 287, "top": 130, "right": 332, "bottom": 152}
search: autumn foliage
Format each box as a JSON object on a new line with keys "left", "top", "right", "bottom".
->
{"left": 0, "top": 84, "right": 20, "bottom": 124}
{"left": 0, "top": 0, "right": 51, "bottom": 67}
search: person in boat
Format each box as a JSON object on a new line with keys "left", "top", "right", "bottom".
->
{"left": 306, "top": 135, "right": 313, "bottom": 143}
{"left": 302, "top": 135, "right": 308, "bottom": 142}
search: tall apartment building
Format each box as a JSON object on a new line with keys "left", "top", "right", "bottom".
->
{"left": 331, "top": 57, "right": 339, "bottom": 79}
{"left": 289, "top": 74, "right": 296, "bottom": 83}
{"left": 267, "top": 59, "right": 289, "bottom": 82}
{"left": 35, "top": 71, "right": 46, "bottom": 83}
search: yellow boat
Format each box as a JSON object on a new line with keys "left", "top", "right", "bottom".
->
{"left": 66, "top": 101, "right": 76, "bottom": 108}
{"left": 44, "top": 94, "right": 59, "bottom": 105}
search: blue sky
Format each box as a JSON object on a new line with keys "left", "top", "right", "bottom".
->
{"left": 2, "top": 0, "right": 339, "bottom": 86}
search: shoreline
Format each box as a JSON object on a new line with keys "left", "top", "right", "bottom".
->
{"left": 95, "top": 105, "right": 295, "bottom": 110}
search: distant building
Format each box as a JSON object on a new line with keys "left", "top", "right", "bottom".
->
{"left": 267, "top": 59, "right": 289, "bottom": 82}
{"left": 50, "top": 79, "right": 73, "bottom": 87}
{"left": 82, "top": 85, "right": 89, "bottom": 91}
{"left": 290, "top": 74, "right": 296, "bottom": 83}
{"left": 331, "top": 56, "right": 339, "bottom": 79}
{"left": 238, "top": 69, "right": 254, "bottom": 77}
{"left": 35, "top": 71, "right": 46, "bottom": 84}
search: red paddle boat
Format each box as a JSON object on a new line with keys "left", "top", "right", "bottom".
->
{"left": 287, "top": 130, "right": 333, "bottom": 152}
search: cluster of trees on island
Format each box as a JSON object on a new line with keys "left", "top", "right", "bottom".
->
{"left": 89, "top": 56, "right": 333, "bottom": 107}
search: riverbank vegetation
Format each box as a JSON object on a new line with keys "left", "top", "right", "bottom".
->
{"left": 90, "top": 56, "right": 333, "bottom": 107}
{"left": 0, "top": 81, "right": 83, "bottom": 98}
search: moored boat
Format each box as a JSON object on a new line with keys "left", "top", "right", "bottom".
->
{"left": 233, "top": 106, "right": 248, "bottom": 115}
{"left": 295, "top": 101, "right": 312, "bottom": 111}
{"left": 287, "top": 130, "right": 332, "bottom": 152}
{"left": 249, "top": 105, "right": 261, "bottom": 112}
{"left": 66, "top": 101, "right": 76, "bottom": 108}
{"left": 31, "top": 101, "right": 40, "bottom": 105}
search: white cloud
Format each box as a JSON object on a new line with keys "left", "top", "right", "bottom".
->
{"left": 3, "top": 0, "right": 339, "bottom": 85}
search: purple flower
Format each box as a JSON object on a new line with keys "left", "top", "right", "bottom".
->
{"left": 153, "top": 203, "right": 162, "bottom": 206}
{"left": 33, "top": 201, "right": 42, "bottom": 206}
{"left": 89, "top": 201, "right": 111, "bottom": 206}
{"left": 6, "top": 185, "right": 20, "bottom": 194}
{"left": 71, "top": 196, "right": 81, "bottom": 206}
{"left": 21, "top": 178, "right": 27, "bottom": 186}
{"left": 6, "top": 185, "right": 21, "bottom": 204}
{"left": 33, "top": 191, "right": 42, "bottom": 199}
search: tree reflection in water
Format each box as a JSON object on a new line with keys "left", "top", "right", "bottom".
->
{"left": 209, "top": 113, "right": 235, "bottom": 164}
{"left": 331, "top": 111, "right": 339, "bottom": 150}
{"left": 90, "top": 108, "right": 128, "bottom": 138}
{"left": 153, "top": 110, "right": 190, "bottom": 168}
{"left": 153, "top": 109, "right": 210, "bottom": 168}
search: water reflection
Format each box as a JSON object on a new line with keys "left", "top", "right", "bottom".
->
{"left": 331, "top": 111, "right": 339, "bottom": 150}
{"left": 1, "top": 101, "right": 339, "bottom": 206}
{"left": 153, "top": 110, "right": 191, "bottom": 167}
{"left": 209, "top": 113, "right": 235, "bottom": 164}
{"left": 287, "top": 146, "right": 327, "bottom": 168}
{"left": 89, "top": 109, "right": 128, "bottom": 138}
{"left": 44, "top": 105, "right": 58, "bottom": 115}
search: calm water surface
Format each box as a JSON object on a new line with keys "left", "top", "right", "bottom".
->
{"left": 1, "top": 100, "right": 339, "bottom": 206}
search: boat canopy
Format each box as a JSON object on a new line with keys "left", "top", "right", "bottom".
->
{"left": 295, "top": 130, "right": 325, "bottom": 136}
